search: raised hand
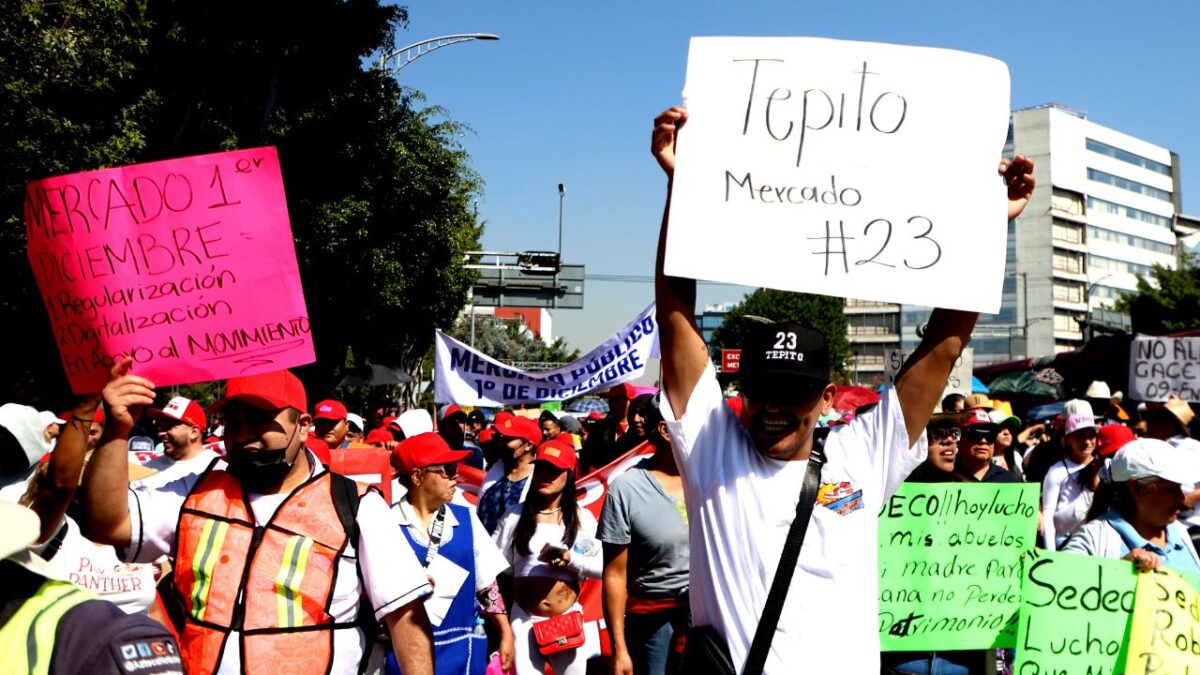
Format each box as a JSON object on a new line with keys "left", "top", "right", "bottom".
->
{"left": 1000, "top": 154, "right": 1036, "bottom": 221}
{"left": 651, "top": 107, "right": 688, "bottom": 177}
{"left": 100, "top": 357, "right": 156, "bottom": 436}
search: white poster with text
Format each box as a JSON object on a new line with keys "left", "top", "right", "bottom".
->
{"left": 435, "top": 304, "right": 658, "bottom": 406}
{"left": 666, "top": 37, "right": 1011, "bottom": 313}
{"left": 1129, "top": 336, "right": 1200, "bottom": 402}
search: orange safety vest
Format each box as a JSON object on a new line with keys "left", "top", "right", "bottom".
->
{"left": 173, "top": 467, "right": 368, "bottom": 674}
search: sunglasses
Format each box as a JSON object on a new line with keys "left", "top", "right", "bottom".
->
{"left": 963, "top": 428, "right": 996, "bottom": 442}
{"left": 929, "top": 428, "right": 961, "bottom": 443}
{"left": 421, "top": 463, "right": 459, "bottom": 479}
{"left": 740, "top": 381, "right": 825, "bottom": 408}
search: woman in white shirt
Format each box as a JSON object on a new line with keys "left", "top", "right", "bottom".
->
{"left": 493, "top": 439, "right": 602, "bottom": 675}
{"left": 1042, "top": 402, "right": 1100, "bottom": 549}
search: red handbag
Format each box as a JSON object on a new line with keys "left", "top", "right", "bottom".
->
{"left": 531, "top": 610, "right": 585, "bottom": 656}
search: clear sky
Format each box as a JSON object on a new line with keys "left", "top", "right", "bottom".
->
{"left": 396, "top": 1, "right": 1199, "bottom": 354}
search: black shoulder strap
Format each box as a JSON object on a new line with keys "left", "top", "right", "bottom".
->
{"left": 329, "top": 472, "right": 363, "bottom": 549}
{"left": 743, "top": 435, "right": 828, "bottom": 675}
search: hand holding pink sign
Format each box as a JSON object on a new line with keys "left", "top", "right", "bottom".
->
{"left": 25, "top": 147, "right": 315, "bottom": 393}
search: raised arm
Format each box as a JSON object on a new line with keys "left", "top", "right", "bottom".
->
{"left": 652, "top": 107, "right": 709, "bottom": 417}
{"left": 894, "top": 155, "right": 1035, "bottom": 447}
{"left": 25, "top": 395, "right": 100, "bottom": 544}
{"left": 78, "top": 358, "right": 156, "bottom": 546}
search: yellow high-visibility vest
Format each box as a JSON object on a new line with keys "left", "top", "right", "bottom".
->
{"left": 0, "top": 578, "right": 95, "bottom": 675}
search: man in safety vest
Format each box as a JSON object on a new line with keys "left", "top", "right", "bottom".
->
{"left": 0, "top": 500, "right": 184, "bottom": 675}
{"left": 79, "top": 359, "right": 436, "bottom": 674}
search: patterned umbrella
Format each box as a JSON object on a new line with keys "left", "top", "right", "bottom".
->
{"left": 564, "top": 397, "right": 610, "bottom": 414}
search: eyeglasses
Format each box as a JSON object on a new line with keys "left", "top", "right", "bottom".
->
{"left": 421, "top": 463, "right": 458, "bottom": 479}
{"left": 929, "top": 428, "right": 961, "bottom": 443}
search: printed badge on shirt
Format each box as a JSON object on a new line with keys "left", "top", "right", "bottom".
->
{"left": 113, "top": 638, "right": 184, "bottom": 674}
{"left": 816, "top": 481, "right": 863, "bottom": 515}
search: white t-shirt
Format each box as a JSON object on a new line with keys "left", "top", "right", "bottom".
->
{"left": 661, "top": 362, "right": 924, "bottom": 673}
{"left": 124, "top": 453, "right": 432, "bottom": 675}
{"left": 132, "top": 448, "right": 220, "bottom": 490}
{"left": 1041, "top": 458, "right": 1094, "bottom": 549}
{"left": 48, "top": 516, "right": 158, "bottom": 614}
{"left": 493, "top": 508, "right": 603, "bottom": 583}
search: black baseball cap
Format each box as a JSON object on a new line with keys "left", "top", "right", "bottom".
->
{"left": 738, "top": 322, "right": 831, "bottom": 404}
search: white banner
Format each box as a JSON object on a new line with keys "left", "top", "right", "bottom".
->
{"left": 665, "top": 37, "right": 1011, "bottom": 313}
{"left": 435, "top": 304, "right": 659, "bottom": 406}
{"left": 1129, "top": 336, "right": 1200, "bottom": 402}
{"left": 885, "top": 347, "right": 973, "bottom": 399}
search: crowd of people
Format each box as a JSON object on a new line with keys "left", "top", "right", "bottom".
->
{"left": 0, "top": 105, "right": 1195, "bottom": 675}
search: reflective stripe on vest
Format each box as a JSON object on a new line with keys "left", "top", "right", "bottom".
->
{"left": 174, "top": 468, "right": 367, "bottom": 674}
{"left": 0, "top": 579, "right": 95, "bottom": 675}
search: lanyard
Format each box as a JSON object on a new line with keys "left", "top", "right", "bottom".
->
{"left": 423, "top": 505, "right": 447, "bottom": 567}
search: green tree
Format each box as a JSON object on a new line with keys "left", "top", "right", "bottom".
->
{"left": 1113, "top": 254, "right": 1200, "bottom": 335}
{"left": 1, "top": 1, "right": 482, "bottom": 406}
{"left": 710, "top": 289, "right": 851, "bottom": 376}
{"left": 0, "top": 0, "right": 158, "bottom": 403}
{"left": 448, "top": 316, "right": 579, "bottom": 367}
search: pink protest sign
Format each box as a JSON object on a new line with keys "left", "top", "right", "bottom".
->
{"left": 24, "top": 147, "right": 315, "bottom": 393}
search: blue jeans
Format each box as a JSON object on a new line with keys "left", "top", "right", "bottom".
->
{"left": 889, "top": 655, "right": 971, "bottom": 675}
{"left": 624, "top": 606, "right": 688, "bottom": 675}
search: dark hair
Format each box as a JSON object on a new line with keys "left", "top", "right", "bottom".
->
{"left": 1084, "top": 478, "right": 1137, "bottom": 523}
{"left": 626, "top": 394, "right": 656, "bottom": 434}
{"left": 514, "top": 468, "right": 579, "bottom": 557}
{"left": 941, "top": 393, "right": 966, "bottom": 411}
{"left": 539, "top": 410, "right": 559, "bottom": 426}
{"left": 641, "top": 398, "right": 668, "bottom": 448}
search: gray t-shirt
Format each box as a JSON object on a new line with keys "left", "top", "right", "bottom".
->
{"left": 596, "top": 462, "right": 689, "bottom": 598}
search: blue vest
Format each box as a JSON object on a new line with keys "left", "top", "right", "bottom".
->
{"left": 388, "top": 503, "right": 486, "bottom": 675}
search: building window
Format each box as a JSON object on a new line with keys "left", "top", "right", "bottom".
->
{"left": 1052, "top": 221, "right": 1083, "bottom": 244}
{"left": 1086, "top": 226, "right": 1174, "bottom": 254}
{"left": 1053, "top": 313, "right": 1078, "bottom": 332}
{"left": 1053, "top": 251, "right": 1083, "bottom": 274}
{"left": 1087, "top": 254, "right": 1154, "bottom": 276}
{"left": 1086, "top": 138, "right": 1171, "bottom": 175}
{"left": 1085, "top": 196, "right": 1173, "bottom": 228}
{"left": 1087, "top": 168, "right": 1172, "bottom": 202}
{"left": 1053, "top": 282, "right": 1084, "bottom": 303}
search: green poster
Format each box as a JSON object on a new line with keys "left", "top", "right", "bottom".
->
{"left": 878, "top": 483, "right": 1038, "bottom": 651}
{"left": 1014, "top": 549, "right": 1137, "bottom": 674}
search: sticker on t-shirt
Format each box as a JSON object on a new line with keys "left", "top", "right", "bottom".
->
{"left": 572, "top": 534, "right": 600, "bottom": 557}
{"left": 816, "top": 481, "right": 864, "bottom": 515}
{"left": 112, "top": 638, "right": 184, "bottom": 674}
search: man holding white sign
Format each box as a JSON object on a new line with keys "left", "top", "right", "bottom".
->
{"left": 650, "top": 44, "right": 1034, "bottom": 674}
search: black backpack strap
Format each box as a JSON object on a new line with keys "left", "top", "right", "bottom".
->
{"left": 743, "top": 435, "right": 827, "bottom": 675}
{"left": 329, "top": 472, "right": 363, "bottom": 549}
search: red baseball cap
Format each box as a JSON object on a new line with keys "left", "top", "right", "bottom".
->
{"left": 92, "top": 407, "right": 105, "bottom": 425}
{"left": 147, "top": 396, "right": 207, "bottom": 430}
{"left": 1096, "top": 424, "right": 1136, "bottom": 458}
{"left": 313, "top": 399, "right": 347, "bottom": 421}
{"left": 211, "top": 370, "right": 307, "bottom": 413}
{"left": 493, "top": 415, "right": 541, "bottom": 446}
{"left": 493, "top": 411, "right": 515, "bottom": 429}
{"left": 535, "top": 439, "right": 578, "bottom": 472}
{"left": 381, "top": 415, "right": 398, "bottom": 430}
{"left": 961, "top": 409, "right": 999, "bottom": 433}
{"left": 604, "top": 382, "right": 636, "bottom": 400}
{"left": 365, "top": 429, "right": 393, "bottom": 445}
{"left": 392, "top": 432, "right": 472, "bottom": 473}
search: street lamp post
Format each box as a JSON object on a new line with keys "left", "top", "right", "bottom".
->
{"left": 376, "top": 33, "right": 500, "bottom": 76}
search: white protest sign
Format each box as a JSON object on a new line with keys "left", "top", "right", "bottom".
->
{"left": 885, "top": 347, "right": 973, "bottom": 398}
{"left": 435, "top": 304, "right": 658, "bottom": 406}
{"left": 1128, "top": 336, "right": 1200, "bottom": 402}
{"left": 666, "top": 37, "right": 1011, "bottom": 313}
